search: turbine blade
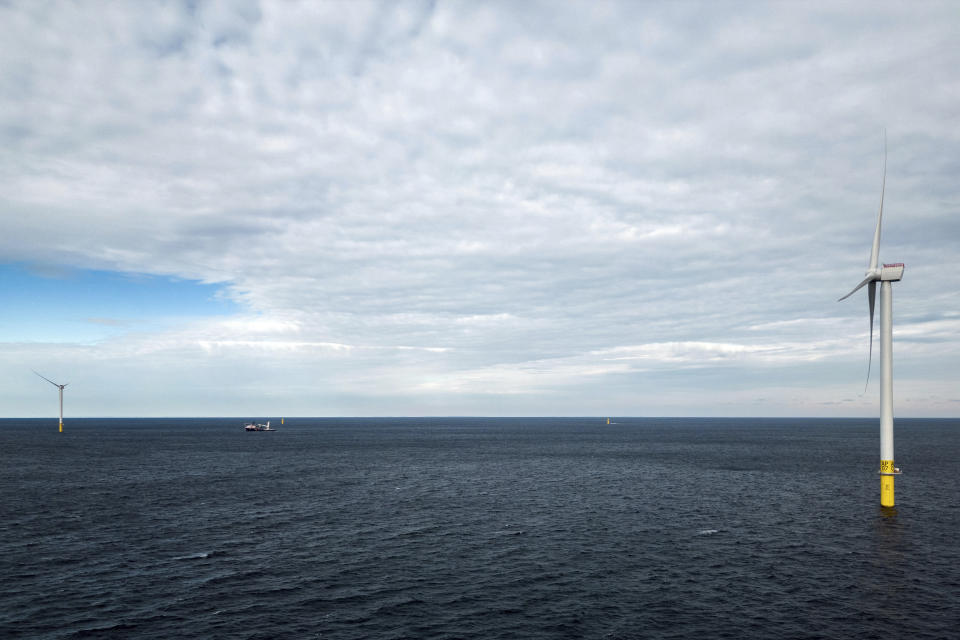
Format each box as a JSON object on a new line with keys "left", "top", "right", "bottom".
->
{"left": 864, "top": 281, "right": 876, "bottom": 392}
{"left": 33, "top": 370, "right": 60, "bottom": 387}
{"left": 838, "top": 275, "right": 875, "bottom": 301}
{"left": 868, "top": 132, "right": 886, "bottom": 271}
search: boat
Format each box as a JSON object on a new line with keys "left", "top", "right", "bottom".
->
{"left": 244, "top": 421, "right": 274, "bottom": 432}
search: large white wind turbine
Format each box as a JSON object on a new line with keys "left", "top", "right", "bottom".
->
{"left": 838, "top": 144, "right": 904, "bottom": 507}
{"left": 34, "top": 371, "right": 68, "bottom": 433}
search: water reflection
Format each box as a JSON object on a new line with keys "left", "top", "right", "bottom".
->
{"left": 874, "top": 504, "right": 904, "bottom": 553}
{"left": 879, "top": 506, "right": 898, "bottom": 519}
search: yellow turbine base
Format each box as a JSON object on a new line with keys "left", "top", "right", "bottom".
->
{"left": 59, "top": 422, "right": 63, "bottom": 433}
{"left": 880, "top": 459, "right": 895, "bottom": 507}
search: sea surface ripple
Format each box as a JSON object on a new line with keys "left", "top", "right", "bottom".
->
{"left": 2, "top": 417, "right": 958, "bottom": 639}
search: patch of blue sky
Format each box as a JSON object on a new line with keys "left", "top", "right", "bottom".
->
{"left": 0, "top": 263, "right": 240, "bottom": 343}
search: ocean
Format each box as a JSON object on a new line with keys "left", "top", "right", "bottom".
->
{"left": 1, "top": 417, "right": 958, "bottom": 639}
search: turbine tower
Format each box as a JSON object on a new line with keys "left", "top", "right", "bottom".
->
{"left": 34, "top": 371, "right": 68, "bottom": 433}
{"left": 838, "top": 143, "right": 904, "bottom": 507}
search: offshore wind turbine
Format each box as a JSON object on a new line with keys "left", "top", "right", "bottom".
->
{"left": 838, "top": 144, "right": 904, "bottom": 507}
{"left": 34, "top": 371, "right": 68, "bottom": 433}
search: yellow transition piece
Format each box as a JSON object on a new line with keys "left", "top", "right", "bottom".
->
{"left": 880, "top": 459, "right": 895, "bottom": 507}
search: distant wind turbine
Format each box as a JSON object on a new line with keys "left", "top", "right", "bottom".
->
{"left": 838, "top": 138, "right": 904, "bottom": 507}
{"left": 34, "top": 371, "right": 68, "bottom": 433}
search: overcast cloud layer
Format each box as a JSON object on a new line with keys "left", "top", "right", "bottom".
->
{"left": 2, "top": 1, "right": 959, "bottom": 417}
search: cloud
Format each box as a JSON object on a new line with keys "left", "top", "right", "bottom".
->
{"left": 1, "top": 1, "right": 958, "bottom": 416}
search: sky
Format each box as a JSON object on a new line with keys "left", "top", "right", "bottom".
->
{"left": 2, "top": 1, "right": 958, "bottom": 418}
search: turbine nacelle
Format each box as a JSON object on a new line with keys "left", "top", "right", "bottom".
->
{"left": 841, "top": 264, "right": 904, "bottom": 302}
{"left": 880, "top": 263, "right": 904, "bottom": 281}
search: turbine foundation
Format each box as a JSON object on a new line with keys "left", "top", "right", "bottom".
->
{"left": 880, "top": 459, "right": 896, "bottom": 507}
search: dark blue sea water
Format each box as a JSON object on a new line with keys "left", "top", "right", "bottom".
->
{"left": 2, "top": 417, "right": 958, "bottom": 639}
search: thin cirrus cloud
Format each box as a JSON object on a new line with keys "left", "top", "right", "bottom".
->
{"left": 1, "top": 1, "right": 958, "bottom": 417}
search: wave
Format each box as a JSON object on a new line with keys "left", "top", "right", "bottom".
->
{"left": 172, "top": 551, "right": 215, "bottom": 560}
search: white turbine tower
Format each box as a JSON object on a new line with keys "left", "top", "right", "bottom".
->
{"left": 34, "top": 371, "right": 68, "bottom": 433}
{"left": 838, "top": 143, "right": 904, "bottom": 507}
